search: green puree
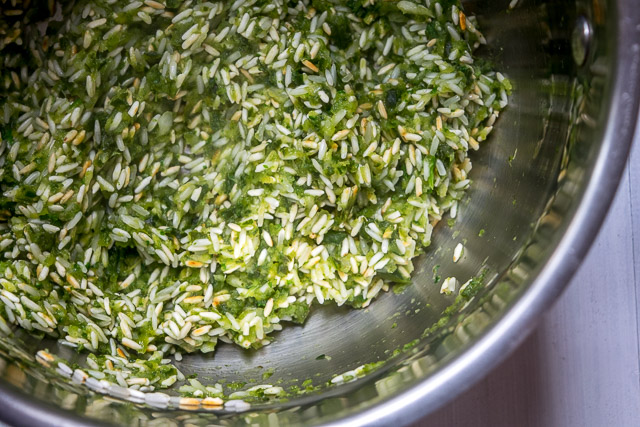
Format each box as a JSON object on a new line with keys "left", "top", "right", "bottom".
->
{"left": 0, "top": 0, "right": 508, "bottom": 397}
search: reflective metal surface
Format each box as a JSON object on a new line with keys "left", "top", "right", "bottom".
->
{"left": 572, "top": 15, "right": 593, "bottom": 66}
{"left": 0, "top": 0, "right": 638, "bottom": 425}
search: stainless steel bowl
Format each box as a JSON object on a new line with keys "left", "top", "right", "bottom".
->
{"left": 0, "top": 0, "right": 638, "bottom": 425}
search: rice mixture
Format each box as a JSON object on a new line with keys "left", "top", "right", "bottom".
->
{"left": 0, "top": 0, "right": 509, "bottom": 394}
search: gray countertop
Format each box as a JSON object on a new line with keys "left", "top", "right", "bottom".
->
{"left": 417, "top": 129, "right": 640, "bottom": 426}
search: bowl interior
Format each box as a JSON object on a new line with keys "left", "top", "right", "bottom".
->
{"left": 0, "top": 0, "right": 621, "bottom": 425}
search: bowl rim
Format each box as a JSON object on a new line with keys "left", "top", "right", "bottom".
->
{"left": 0, "top": 1, "right": 639, "bottom": 426}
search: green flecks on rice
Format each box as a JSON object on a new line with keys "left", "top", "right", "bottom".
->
{"left": 0, "top": 0, "right": 509, "bottom": 399}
